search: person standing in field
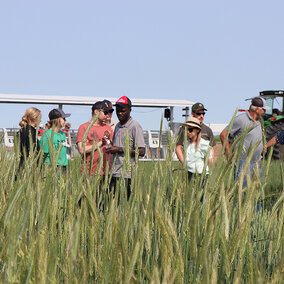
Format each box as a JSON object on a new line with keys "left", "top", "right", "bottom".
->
{"left": 18, "top": 107, "right": 42, "bottom": 169}
{"left": 178, "top": 117, "right": 213, "bottom": 183}
{"left": 175, "top": 102, "right": 216, "bottom": 163}
{"left": 76, "top": 101, "right": 114, "bottom": 176}
{"left": 107, "top": 96, "right": 145, "bottom": 199}
{"left": 39, "top": 109, "right": 71, "bottom": 172}
{"left": 220, "top": 97, "right": 270, "bottom": 185}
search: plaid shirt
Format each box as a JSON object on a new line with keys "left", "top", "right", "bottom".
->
{"left": 276, "top": 130, "right": 284, "bottom": 144}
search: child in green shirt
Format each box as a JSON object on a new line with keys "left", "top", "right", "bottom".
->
{"left": 40, "top": 109, "right": 71, "bottom": 169}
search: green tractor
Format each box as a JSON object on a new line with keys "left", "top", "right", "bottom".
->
{"left": 260, "top": 90, "right": 284, "bottom": 159}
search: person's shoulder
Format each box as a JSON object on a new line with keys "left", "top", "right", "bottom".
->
{"left": 228, "top": 112, "right": 247, "bottom": 127}
{"left": 235, "top": 112, "right": 248, "bottom": 121}
{"left": 128, "top": 118, "right": 143, "bottom": 129}
{"left": 44, "top": 129, "right": 52, "bottom": 135}
{"left": 19, "top": 127, "right": 27, "bottom": 134}
{"left": 59, "top": 130, "right": 65, "bottom": 135}
{"left": 202, "top": 123, "right": 213, "bottom": 132}
{"left": 41, "top": 129, "right": 51, "bottom": 140}
{"left": 78, "top": 121, "right": 89, "bottom": 129}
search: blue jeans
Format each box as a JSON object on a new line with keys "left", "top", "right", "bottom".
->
{"left": 235, "top": 160, "right": 262, "bottom": 188}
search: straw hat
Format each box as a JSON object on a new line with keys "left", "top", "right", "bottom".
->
{"left": 182, "top": 117, "right": 201, "bottom": 129}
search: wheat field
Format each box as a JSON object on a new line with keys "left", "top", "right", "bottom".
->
{"left": 0, "top": 132, "right": 283, "bottom": 283}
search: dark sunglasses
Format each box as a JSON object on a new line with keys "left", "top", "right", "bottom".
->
{"left": 196, "top": 112, "right": 205, "bottom": 116}
{"left": 187, "top": 128, "right": 195, "bottom": 133}
{"left": 103, "top": 109, "right": 114, "bottom": 115}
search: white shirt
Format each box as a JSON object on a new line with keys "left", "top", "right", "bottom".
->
{"left": 186, "top": 138, "right": 212, "bottom": 174}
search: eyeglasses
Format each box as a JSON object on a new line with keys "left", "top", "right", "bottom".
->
{"left": 195, "top": 112, "right": 205, "bottom": 116}
{"left": 187, "top": 128, "right": 195, "bottom": 133}
{"left": 103, "top": 109, "right": 114, "bottom": 115}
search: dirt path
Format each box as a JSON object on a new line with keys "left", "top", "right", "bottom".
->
{"left": 214, "top": 144, "right": 223, "bottom": 161}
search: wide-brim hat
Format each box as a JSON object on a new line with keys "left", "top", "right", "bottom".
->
{"left": 182, "top": 117, "right": 201, "bottom": 129}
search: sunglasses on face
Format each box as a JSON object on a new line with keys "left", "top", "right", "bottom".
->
{"left": 195, "top": 112, "right": 205, "bottom": 116}
{"left": 103, "top": 109, "right": 114, "bottom": 115}
{"left": 188, "top": 128, "right": 195, "bottom": 133}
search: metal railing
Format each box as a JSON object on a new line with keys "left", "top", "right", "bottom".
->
{"left": 0, "top": 128, "right": 176, "bottom": 161}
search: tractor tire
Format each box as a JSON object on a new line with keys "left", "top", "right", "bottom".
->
{"left": 265, "top": 121, "right": 284, "bottom": 160}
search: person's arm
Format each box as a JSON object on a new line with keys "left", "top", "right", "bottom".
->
{"left": 77, "top": 141, "right": 103, "bottom": 155}
{"left": 130, "top": 147, "right": 145, "bottom": 157}
{"left": 266, "top": 136, "right": 277, "bottom": 149}
{"left": 107, "top": 146, "right": 145, "bottom": 156}
{"left": 76, "top": 124, "right": 103, "bottom": 155}
{"left": 132, "top": 123, "right": 146, "bottom": 157}
{"left": 175, "top": 127, "right": 186, "bottom": 164}
{"left": 211, "top": 146, "right": 215, "bottom": 161}
{"left": 220, "top": 128, "right": 230, "bottom": 160}
{"left": 207, "top": 127, "right": 216, "bottom": 161}
{"left": 266, "top": 130, "right": 284, "bottom": 149}
{"left": 175, "top": 144, "right": 184, "bottom": 164}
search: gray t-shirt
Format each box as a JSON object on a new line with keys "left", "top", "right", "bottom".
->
{"left": 226, "top": 112, "right": 263, "bottom": 162}
{"left": 177, "top": 123, "right": 216, "bottom": 147}
{"left": 112, "top": 117, "right": 145, "bottom": 178}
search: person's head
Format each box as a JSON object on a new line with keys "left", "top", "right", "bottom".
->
{"left": 191, "top": 102, "right": 207, "bottom": 124}
{"left": 183, "top": 117, "right": 202, "bottom": 150}
{"left": 114, "top": 96, "right": 132, "bottom": 124}
{"left": 19, "top": 107, "right": 41, "bottom": 128}
{"left": 91, "top": 101, "right": 114, "bottom": 125}
{"left": 102, "top": 100, "right": 114, "bottom": 124}
{"left": 46, "top": 108, "right": 71, "bottom": 130}
{"left": 249, "top": 97, "right": 270, "bottom": 120}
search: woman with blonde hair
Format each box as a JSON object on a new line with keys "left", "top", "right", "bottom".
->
{"left": 177, "top": 117, "right": 213, "bottom": 184}
{"left": 18, "top": 107, "right": 41, "bottom": 169}
{"left": 39, "top": 108, "right": 71, "bottom": 171}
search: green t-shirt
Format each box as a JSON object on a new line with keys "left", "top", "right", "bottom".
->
{"left": 39, "top": 129, "right": 68, "bottom": 166}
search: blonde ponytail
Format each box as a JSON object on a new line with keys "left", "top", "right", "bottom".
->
{"left": 45, "top": 118, "right": 61, "bottom": 129}
{"left": 19, "top": 107, "right": 41, "bottom": 128}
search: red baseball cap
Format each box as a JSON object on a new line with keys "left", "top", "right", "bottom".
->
{"left": 115, "top": 96, "right": 132, "bottom": 107}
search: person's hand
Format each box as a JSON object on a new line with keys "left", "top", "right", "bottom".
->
{"left": 104, "top": 130, "right": 110, "bottom": 139}
{"left": 105, "top": 146, "right": 120, "bottom": 154}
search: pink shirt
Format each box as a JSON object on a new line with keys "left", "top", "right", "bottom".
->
{"left": 76, "top": 122, "right": 113, "bottom": 175}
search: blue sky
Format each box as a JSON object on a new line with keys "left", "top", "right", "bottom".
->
{"left": 0, "top": 0, "right": 284, "bottom": 130}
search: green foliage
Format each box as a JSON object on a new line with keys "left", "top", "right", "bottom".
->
{"left": 0, "top": 134, "right": 283, "bottom": 283}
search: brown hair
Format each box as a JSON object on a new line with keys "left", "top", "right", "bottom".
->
{"left": 188, "top": 127, "right": 201, "bottom": 151}
{"left": 195, "top": 130, "right": 202, "bottom": 151}
{"left": 45, "top": 118, "right": 62, "bottom": 130}
{"left": 19, "top": 107, "right": 41, "bottom": 128}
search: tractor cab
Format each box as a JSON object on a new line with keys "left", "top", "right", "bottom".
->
{"left": 260, "top": 90, "right": 284, "bottom": 127}
{"left": 260, "top": 90, "right": 284, "bottom": 159}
